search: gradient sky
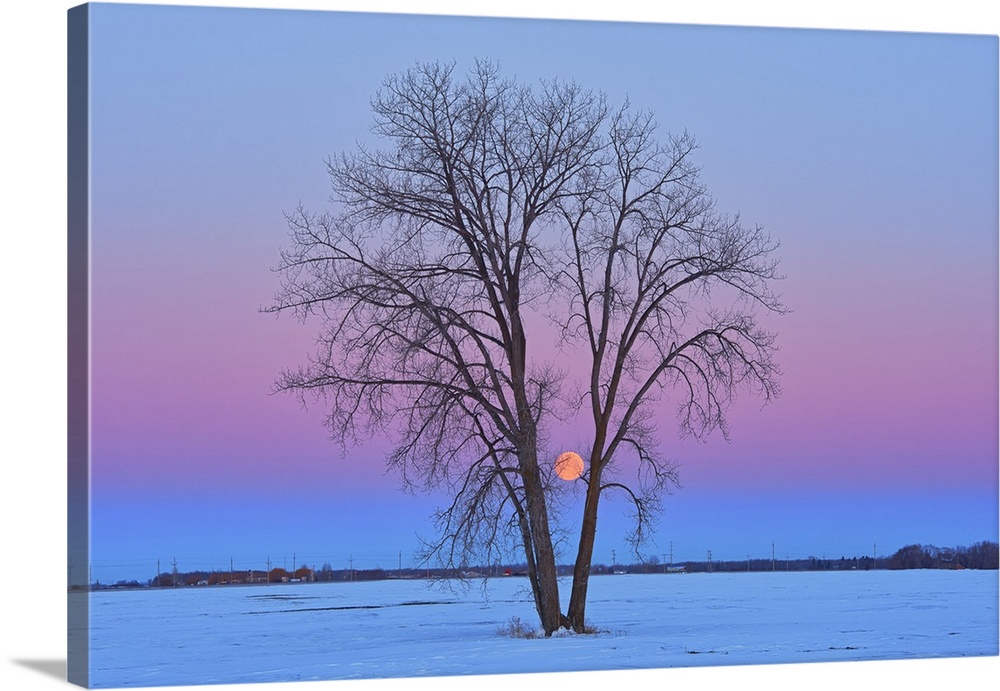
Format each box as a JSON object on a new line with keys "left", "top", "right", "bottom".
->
{"left": 83, "top": 2, "right": 998, "bottom": 582}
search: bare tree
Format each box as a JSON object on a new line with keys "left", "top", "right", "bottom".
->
{"left": 554, "top": 107, "right": 783, "bottom": 631}
{"left": 268, "top": 60, "right": 605, "bottom": 634}
{"left": 268, "top": 60, "right": 782, "bottom": 635}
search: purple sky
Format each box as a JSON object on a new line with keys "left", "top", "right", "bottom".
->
{"left": 81, "top": 3, "right": 997, "bottom": 582}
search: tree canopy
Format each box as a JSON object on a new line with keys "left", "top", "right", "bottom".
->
{"left": 269, "top": 60, "right": 783, "bottom": 634}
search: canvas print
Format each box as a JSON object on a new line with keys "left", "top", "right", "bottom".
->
{"left": 67, "top": 2, "right": 999, "bottom": 688}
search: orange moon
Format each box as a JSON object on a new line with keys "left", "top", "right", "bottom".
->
{"left": 554, "top": 451, "right": 585, "bottom": 481}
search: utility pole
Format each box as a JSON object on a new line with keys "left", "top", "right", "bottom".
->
{"left": 398, "top": 551, "right": 402, "bottom": 579}
{"left": 171, "top": 557, "right": 178, "bottom": 587}
{"left": 265, "top": 557, "right": 272, "bottom": 585}
{"left": 230, "top": 557, "right": 234, "bottom": 585}
{"left": 349, "top": 555, "right": 354, "bottom": 581}
{"left": 661, "top": 554, "right": 667, "bottom": 573}
{"left": 772, "top": 542, "right": 776, "bottom": 572}
{"left": 707, "top": 549, "right": 712, "bottom": 573}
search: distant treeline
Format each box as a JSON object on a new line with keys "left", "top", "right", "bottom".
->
{"left": 88, "top": 564, "right": 502, "bottom": 590}
{"left": 883, "top": 541, "right": 998, "bottom": 570}
{"left": 654, "top": 541, "right": 998, "bottom": 574}
{"left": 82, "top": 541, "right": 998, "bottom": 590}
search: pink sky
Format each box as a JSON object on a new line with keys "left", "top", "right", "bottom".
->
{"left": 80, "top": 5, "right": 998, "bottom": 580}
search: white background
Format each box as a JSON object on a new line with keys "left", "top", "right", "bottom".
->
{"left": 1, "top": 2, "right": 997, "bottom": 691}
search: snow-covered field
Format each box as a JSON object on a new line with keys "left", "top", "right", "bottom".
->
{"left": 83, "top": 570, "right": 998, "bottom": 688}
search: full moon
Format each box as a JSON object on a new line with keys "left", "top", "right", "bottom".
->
{"left": 554, "top": 451, "right": 585, "bottom": 481}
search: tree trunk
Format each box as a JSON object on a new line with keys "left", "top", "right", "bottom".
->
{"left": 509, "top": 313, "right": 565, "bottom": 635}
{"left": 514, "top": 510, "right": 544, "bottom": 625}
{"left": 519, "top": 445, "right": 565, "bottom": 635}
{"left": 566, "top": 461, "right": 602, "bottom": 632}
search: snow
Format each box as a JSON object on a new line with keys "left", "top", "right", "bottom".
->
{"left": 82, "top": 569, "right": 998, "bottom": 688}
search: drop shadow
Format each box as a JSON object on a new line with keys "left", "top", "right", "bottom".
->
{"left": 11, "top": 658, "right": 67, "bottom": 681}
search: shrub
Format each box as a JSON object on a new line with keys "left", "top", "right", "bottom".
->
{"left": 496, "top": 616, "right": 540, "bottom": 639}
